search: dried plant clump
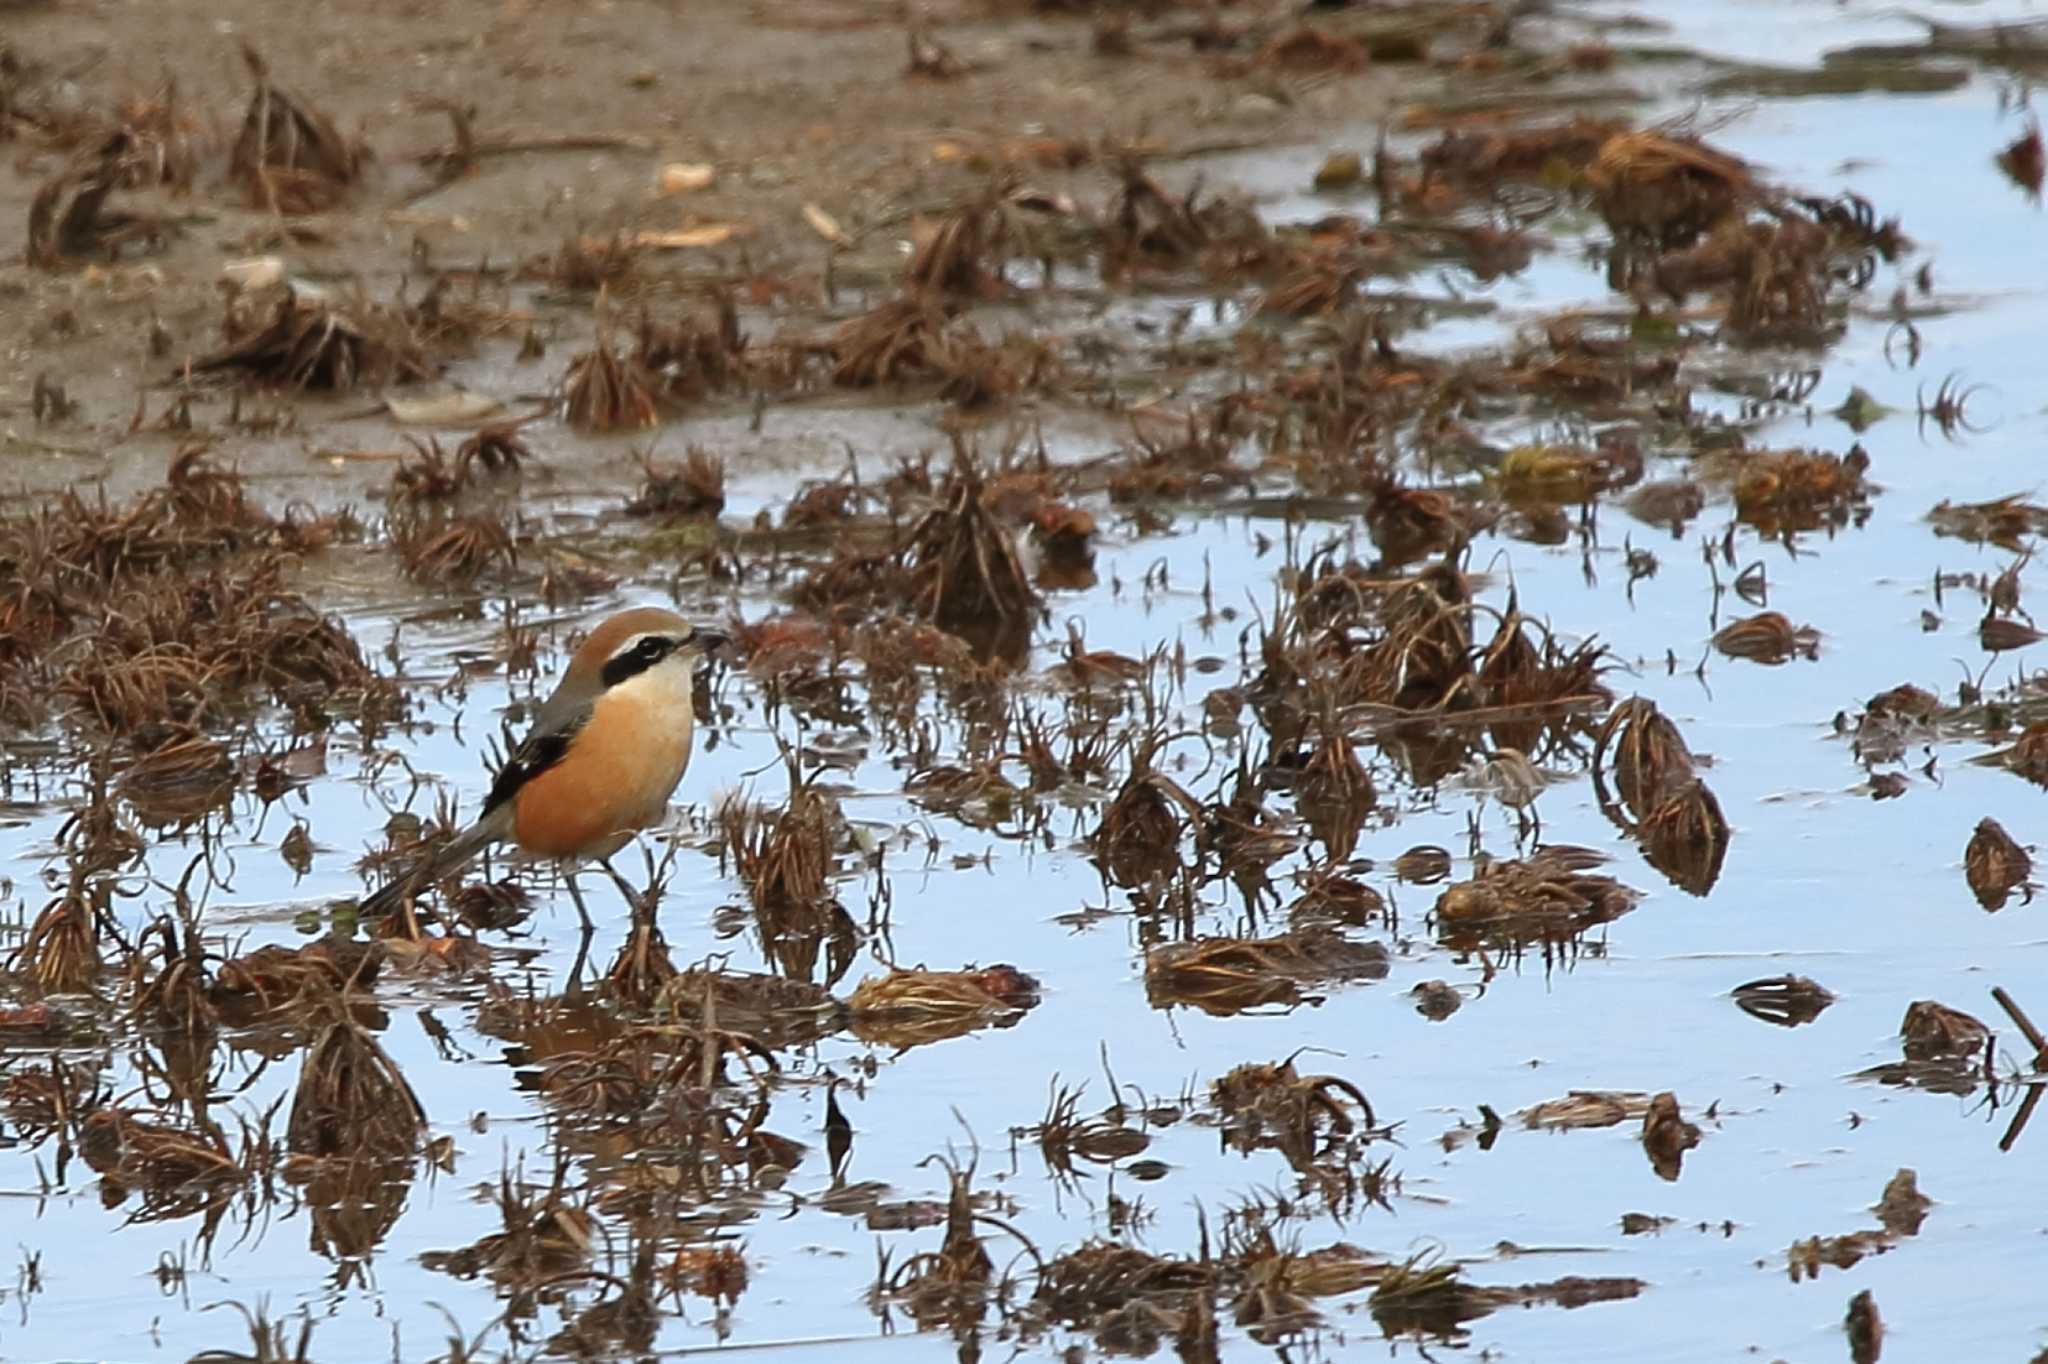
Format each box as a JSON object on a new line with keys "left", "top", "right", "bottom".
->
{"left": 829, "top": 295, "right": 958, "bottom": 387}
{"left": 1997, "top": 121, "right": 2045, "bottom": 198}
{"left": 1593, "top": 697, "right": 1691, "bottom": 820}
{"left": 1257, "top": 246, "right": 1376, "bottom": 317}
{"left": 36, "top": 549, "right": 388, "bottom": 739}
{"left": 122, "top": 741, "right": 237, "bottom": 830}
{"left": 1926, "top": 494, "right": 2048, "bottom": 551}
{"left": 1420, "top": 116, "right": 1628, "bottom": 186}
{"left": 625, "top": 447, "right": 726, "bottom": 520}
{"left": 26, "top": 129, "right": 165, "bottom": 267}
{"left": 1647, "top": 215, "right": 1838, "bottom": 342}
{"left": 394, "top": 511, "right": 516, "bottom": 585}
{"left": 388, "top": 435, "right": 468, "bottom": 505}
{"left": 1495, "top": 443, "right": 1635, "bottom": 505}
{"left": 286, "top": 996, "right": 426, "bottom": 1160}
{"left": 1646, "top": 779, "right": 1732, "bottom": 895}
{"left": 846, "top": 965, "right": 1041, "bottom": 1048}
{"left": 1965, "top": 816, "right": 2031, "bottom": 911}
{"left": 529, "top": 233, "right": 642, "bottom": 291}
{"left": 1434, "top": 850, "right": 1642, "bottom": 951}
{"left": 229, "top": 45, "right": 363, "bottom": 212}
{"left": 657, "top": 965, "right": 845, "bottom": 1048}
{"left": 561, "top": 323, "right": 661, "bottom": 430}
{"left": 906, "top": 194, "right": 1018, "bottom": 298}
{"left": 1641, "top": 1091, "right": 1700, "bottom": 1181}
{"left": 422, "top": 1169, "right": 594, "bottom": 1284}
{"left": 456, "top": 420, "right": 535, "bottom": 476}
{"left": 1145, "top": 928, "right": 1388, "bottom": 1016}
{"left": 604, "top": 913, "right": 679, "bottom": 1011}
{"left": 195, "top": 288, "right": 432, "bottom": 391}
{"left": 900, "top": 447, "right": 1042, "bottom": 640}
{"left": 1593, "top": 697, "right": 1731, "bottom": 894}
{"left": 10, "top": 871, "right": 107, "bottom": 995}
{"left": 78, "top": 1104, "right": 256, "bottom": 1221}
{"left": 874, "top": 1160, "right": 995, "bottom": 1326}
{"left": 1978, "top": 722, "right": 2048, "bottom": 790}
{"left": 1585, "top": 129, "right": 1753, "bottom": 251}
{"left": 635, "top": 293, "right": 748, "bottom": 401}
{"left": 1472, "top": 594, "right": 1613, "bottom": 747}
{"left": 211, "top": 938, "right": 384, "bottom": 1022}
{"left": 1733, "top": 974, "right": 1835, "bottom": 1028}
{"left": 1873, "top": 1168, "right": 1931, "bottom": 1238}
{"left": 1713, "top": 610, "right": 1820, "bottom": 665}
{"left": 715, "top": 766, "right": 857, "bottom": 983}
{"left": 1728, "top": 446, "right": 1870, "bottom": 533}
{"left": 1293, "top": 717, "right": 1377, "bottom": 864}
{"left": 1094, "top": 770, "right": 1198, "bottom": 889}
{"left": 1212, "top": 1057, "right": 1376, "bottom": 1172}
{"left": 1899, "top": 999, "right": 1988, "bottom": 1063}
{"left": 1101, "top": 158, "right": 1265, "bottom": 281}
{"left": 1032, "top": 1242, "right": 1214, "bottom": 1334}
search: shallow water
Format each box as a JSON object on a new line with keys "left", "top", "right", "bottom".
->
{"left": 7, "top": 3, "right": 2048, "bottom": 1362}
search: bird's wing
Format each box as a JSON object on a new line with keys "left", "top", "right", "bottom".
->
{"left": 480, "top": 699, "right": 591, "bottom": 819}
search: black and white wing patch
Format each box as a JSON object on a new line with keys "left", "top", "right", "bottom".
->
{"left": 480, "top": 707, "right": 588, "bottom": 818}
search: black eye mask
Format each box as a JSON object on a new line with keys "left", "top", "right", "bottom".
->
{"left": 601, "top": 634, "right": 677, "bottom": 688}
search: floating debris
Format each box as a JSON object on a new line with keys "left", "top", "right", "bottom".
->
{"left": 1713, "top": 610, "right": 1820, "bottom": 664}
{"left": 1433, "top": 849, "right": 1642, "bottom": 952}
{"left": 1964, "top": 816, "right": 2032, "bottom": 910}
{"left": 1146, "top": 929, "right": 1388, "bottom": 1015}
{"left": 1641, "top": 1091, "right": 1700, "bottom": 1181}
{"left": 1732, "top": 975, "right": 1835, "bottom": 1027}
{"left": 847, "top": 965, "right": 1040, "bottom": 1049}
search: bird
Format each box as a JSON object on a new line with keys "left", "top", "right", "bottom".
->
{"left": 361, "top": 606, "right": 728, "bottom": 927}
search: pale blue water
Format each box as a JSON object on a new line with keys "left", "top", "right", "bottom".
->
{"left": 7, "top": 4, "right": 2048, "bottom": 1362}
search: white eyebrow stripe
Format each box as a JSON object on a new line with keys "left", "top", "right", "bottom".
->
{"left": 608, "top": 632, "right": 663, "bottom": 660}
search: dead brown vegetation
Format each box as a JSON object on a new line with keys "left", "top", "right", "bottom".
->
{"left": 1146, "top": 928, "right": 1388, "bottom": 1015}
{"left": 1433, "top": 849, "right": 1641, "bottom": 952}
{"left": 195, "top": 288, "right": 433, "bottom": 391}
{"left": 847, "top": 965, "right": 1041, "bottom": 1048}
{"left": 229, "top": 46, "right": 364, "bottom": 213}
{"left": 561, "top": 321, "right": 661, "bottom": 430}
{"left": 1594, "top": 698, "right": 1730, "bottom": 894}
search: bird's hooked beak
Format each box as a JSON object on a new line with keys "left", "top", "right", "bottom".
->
{"left": 691, "top": 626, "right": 733, "bottom": 662}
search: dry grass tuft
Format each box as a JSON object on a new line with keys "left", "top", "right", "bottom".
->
{"left": 286, "top": 993, "right": 425, "bottom": 1160}
{"left": 1146, "top": 929, "right": 1388, "bottom": 1016}
{"left": 196, "top": 288, "right": 432, "bottom": 391}
{"left": 560, "top": 316, "right": 662, "bottom": 430}
{"left": 716, "top": 758, "right": 857, "bottom": 983}
{"left": 847, "top": 965, "right": 1040, "bottom": 1048}
{"left": 1433, "top": 849, "right": 1642, "bottom": 951}
{"left": 394, "top": 511, "right": 516, "bottom": 586}
{"left": 26, "top": 129, "right": 165, "bottom": 268}
{"left": 10, "top": 869, "right": 106, "bottom": 995}
{"left": 901, "top": 444, "right": 1042, "bottom": 640}
{"left": 625, "top": 446, "right": 726, "bottom": 520}
{"left": 1585, "top": 129, "right": 1754, "bottom": 251}
{"left": 229, "top": 45, "right": 363, "bottom": 213}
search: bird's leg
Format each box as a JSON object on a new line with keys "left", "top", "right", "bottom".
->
{"left": 564, "top": 869, "right": 596, "bottom": 933}
{"left": 563, "top": 867, "right": 596, "bottom": 992}
{"left": 600, "top": 856, "right": 646, "bottom": 919}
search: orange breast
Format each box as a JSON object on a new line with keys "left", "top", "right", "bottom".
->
{"left": 511, "top": 693, "right": 693, "bottom": 860}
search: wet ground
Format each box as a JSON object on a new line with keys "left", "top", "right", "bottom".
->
{"left": 2, "top": 1, "right": 2047, "bottom": 1361}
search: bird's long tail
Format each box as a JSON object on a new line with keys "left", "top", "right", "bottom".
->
{"left": 359, "top": 818, "right": 500, "bottom": 918}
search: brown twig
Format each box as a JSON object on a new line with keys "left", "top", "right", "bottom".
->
{"left": 1992, "top": 985, "right": 2048, "bottom": 1063}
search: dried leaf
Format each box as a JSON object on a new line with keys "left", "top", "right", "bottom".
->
{"left": 802, "top": 202, "right": 846, "bottom": 244}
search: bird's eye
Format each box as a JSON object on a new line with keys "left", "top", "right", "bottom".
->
{"left": 636, "top": 636, "right": 669, "bottom": 660}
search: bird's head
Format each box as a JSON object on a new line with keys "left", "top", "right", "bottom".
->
{"left": 564, "top": 607, "right": 729, "bottom": 705}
